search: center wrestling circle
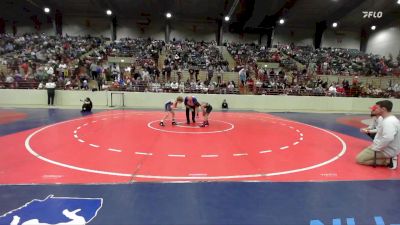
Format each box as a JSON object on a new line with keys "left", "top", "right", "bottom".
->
{"left": 24, "top": 111, "right": 347, "bottom": 180}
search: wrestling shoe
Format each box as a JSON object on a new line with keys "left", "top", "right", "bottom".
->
{"left": 159, "top": 121, "right": 165, "bottom": 126}
{"left": 199, "top": 122, "right": 209, "bottom": 127}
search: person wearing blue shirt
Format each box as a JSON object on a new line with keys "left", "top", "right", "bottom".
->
{"left": 160, "top": 96, "right": 183, "bottom": 126}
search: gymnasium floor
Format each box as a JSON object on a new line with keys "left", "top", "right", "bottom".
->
{"left": 0, "top": 107, "right": 399, "bottom": 225}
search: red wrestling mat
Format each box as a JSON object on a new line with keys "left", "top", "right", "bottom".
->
{"left": 0, "top": 110, "right": 398, "bottom": 184}
{"left": 0, "top": 111, "right": 27, "bottom": 125}
{"left": 336, "top": 115, "right": 369, "bottom": 128}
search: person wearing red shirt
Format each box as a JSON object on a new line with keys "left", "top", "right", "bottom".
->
{"left": 21, "top": 62, "right": 29, "bottom": 79}
{"left": 336, "top": 85, "right": 345, "bottom": 96}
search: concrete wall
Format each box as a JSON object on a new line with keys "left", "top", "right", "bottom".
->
{"left": 273, "top": 27, "right": 361, "bottom": 49}
{"left": 6, "top": 16, "right": 258, "bottom": 43}
{"left": 223, "top": 32, "right": 259, "bottom": 44}
{"left": 366, "top": 20, "right": 400, "bottom": 60}
{"left": 170, "top": 21, "right": 217, "bottom": 42}
{"left": 273, "top": 27, "right": 314, "bottom": 47}
{"left": 63, "top": 16, "right": 111, "bottom": 38}
{"left": 117, "top": 19, "right": 164, "bottom": 40}
{"left": 322, "top": 29, "right": 360, "bottom": 49}
{"left": 0, "top": 89, "right": 398, "bottom": 113}
{"left": 5, "top": 20, "right": 54, "bottom": 36}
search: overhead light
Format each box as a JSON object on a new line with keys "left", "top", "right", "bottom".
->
{"left": 279, "top": 19, "right": 285, "bottom": 25}
{"left": 106, "top": 10, "right": 112, "bottom": 16}
{"left": 166, "top": 12, "right": 172, "bottom": 18}
{"left": 397, "top": 0, "right": 400, "bottom": 5}
{"left": 371, "top": 25, "right": 376, "bottom": 30}
{"left": 224, "top": 16, "right": 230, "bottom": 22}
{"left": 332, "top": 22, "right": 338, "bottom": 28}
{"left": 44, "top": 7, "right": 50, "bottom": 13}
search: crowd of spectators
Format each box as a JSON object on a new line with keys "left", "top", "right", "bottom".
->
{"left": 278, "top": 44, "right": 400, "bottom": 77}
{"left": 226, "top": 42, "right": 283, "bottom": 66}
{"left": 1, "top": 34, "right": 400, "bottom": 98}
{"left": 243, "top": 73, "right": 400, "bottom": 98}
{"left": 165, "top": 40, "right": 229, "bottom": 71}
{"left": 233, "top": 65, "right": 400, "bottom": 99}
{"left": 0, "top": 33, "right": 105, "bottom": 89}
{"left": 223, "top": 41, "right": 400, "bottom": 98}
{"left": 105, "top": 38, "right": 163, "bottom": 67}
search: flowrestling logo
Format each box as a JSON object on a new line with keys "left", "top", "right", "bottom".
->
{"left": 362, "top": 11, "right": 383, "bottom": 18}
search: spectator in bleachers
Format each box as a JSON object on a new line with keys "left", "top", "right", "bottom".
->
{"left": 171, "top": 81, "right": 179, "bottom": 92}
{"left": 239, "top": 67, "right": 246, "bottom": 86}
{"left": 58, "top": 62, "right": 68, "bottom": 78}
{"left": 189, "top": 80, "right": 196, "bottom": 91}
{"left": 216, "top": 81, "right": 225, "bottom": 94}
{"left": 0, "top": 72, "right": 5, "bottom": 83}
{"left": 164, "top": 81, "right": 171, "bottom": 92}
{"left": 216, "top": 67, "right": 224, "bottom": 84}
{"left": 336, "top": 84, "right": 345, "bottom": 96}
{"left": 179, "top": 81, "right": 185, "bottom": 93}
{"left": 5, "top": 74, "right": 15, "bottom": 88}
{"left": 111, "top": 63, "right": 120, "bottom": 81}
{"left": 188, "top": 64, "right": 195, "bottom": 81}
{"left": 96, "top": 74, "right": 104, "bottom": 91}
{"left": 165, "top": 64, "right": 172, "bottom": 81}
{"left": 201, "top": 82, "right": 209, "bottom": 94}
{"left": 13, "top": 69, "right": 23, "bottom": 83}
{"left": 194, "top": 63, "right": 200, "bottom": 81}
{"left": 227, "top": 82, "right": 235, "bottom": 93}
{"left": 176, "top": 66, "right": 182, "bottom": 83}
{"left": 81, "top": 80, "right": 89, "bottom": 90}
{"left": 208, "top": 82, "right": 216, "bottom": 93}
{"left": 151, "top": 81, "right": 162, "bottom": 92}
{"left": 37, "top": 81, "right": 44, "bottom": 89}
{"left": 207, "top": 65, "right": 214, "bottom": 82}
{"left": 142, "top": 68, "right": 150, "bottom": 82}
{"left": 328, "top": 84, "right": 337, "bottom": 97}
{"left": 195, "top": 81, "right": 202, "bottom": 92}
{"left": 247, "top": 76, "right": 255, "bottom": 93}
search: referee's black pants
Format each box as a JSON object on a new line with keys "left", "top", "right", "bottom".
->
{"left": 186, "top": 107, "right": 196, "bottom": 124}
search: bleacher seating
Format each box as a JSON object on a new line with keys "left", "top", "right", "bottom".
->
{"left": 1, "top": 33, "right": 400, "bottom": 98}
